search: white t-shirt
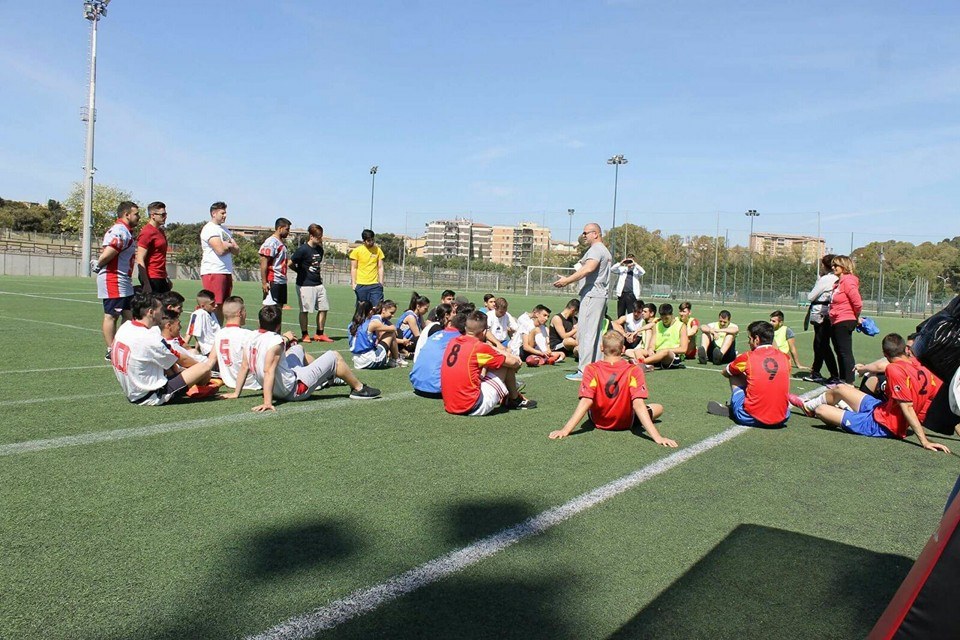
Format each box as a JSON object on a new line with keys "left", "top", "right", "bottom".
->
{"left": 413, "top": 320, "right": 439, "bottom": 362}
{"left": 622, "top": 312, "right": 645, "bottom": 333}
{"left": 487, "top": 311, "right": 517, "bottom": 344}
{"left": 200, "top": 221, "right": 234, "bottom": 275}
{"left": 187, "top": 309, "right": 221, "bottom": 356}
{"left": 508, "top": 312, "right": 535, "bottom": 356}
{"left": 245, "top": 330, "right": 298, "bottom": 399}
{"left": 110, "top": 320, "right": 178, "bottom": 402}
{"left": 214, "top": 324, "right": 261, "bottom": 390}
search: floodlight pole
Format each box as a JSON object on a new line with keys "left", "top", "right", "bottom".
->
{"left": 81, "top": 0, "right": 110, "bottom": 277}
{"left": 368, "top": 166, "right": 378, "bottom": 230}
{"left": 745, "top": 209, "right": 759, "bottom": 303}
{"left": 567, "top": 208, "right": 575, "bottom": 244}
{"left": 607, "top": 154, "right": 627, "bottom": 240}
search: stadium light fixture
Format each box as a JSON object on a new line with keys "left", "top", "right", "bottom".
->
{"left": 80, "top": 0, "right": 111, "bottom": 277}
{"left": 567, "top": 208, "right": 575, "bottom": 244}
{"left": 369, "top": 165, "right": 378, "bottom": 230}
{"left": 745, "top": 209, "right": 760, "bottom": 303}
{"left": 607, "top": 155, "right": 628, "bottom": 235}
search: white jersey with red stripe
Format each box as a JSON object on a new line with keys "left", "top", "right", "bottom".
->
{"left": 214, "top": 324, "right": 262, "bottom": 390}
{"left": 111, "top": 320, "right": 178, "bottom": 402}
{"left": 244, "top": 330, "right": 298, "bottom": 398}
{"left": 258, "top": 236, "right": 289, "bottom": 284}
{"left": 97, "top": 220, "right": 136, "bottom": 299}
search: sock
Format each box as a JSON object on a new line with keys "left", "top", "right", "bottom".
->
{"left": 317, "top": 328, "right": 324, "bottom": 335}
{"left": 804, "top": 394, "right": 828, "bottom": 412}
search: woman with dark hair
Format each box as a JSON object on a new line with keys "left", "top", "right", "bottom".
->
{"left": 801, "top": 253, "right": 840, "bottom": 384}
{"left": 828, "top": 255, "right": 863, "bottom": 384}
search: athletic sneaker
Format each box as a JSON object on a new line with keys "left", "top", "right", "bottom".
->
{"left": 319, "top": 376, "right": 346, "bottom": 390}
{"left": 788, "top": 393, "right": 816, "bottom": 417}
{"left": 697, "top": 345, "right": 708, "bottom": 364}
{"left": 565, "top": 372, "right": 583, "bottom": 381}
{"left": 706, "top": 400, "right": 731, "bottom": 417}
{"left": 661, "top": 356, "right": 685, "bottom": 370}
{"left": 349, "top": 384, "right": 381, "bottom": 400}
{"left": 104, "top": 348, "right": 112, "bottom": 362}
{"left": 301, "top": 334, "right": 313, "bottom": 343}
{"left": 314, "top": 334, "right": 334, "bottom": 343}
{"left": 642, "top": 364, "right": 656, "bottom": 373}
{"left": 825, "top": 377, "right": 842, "bottom": 388}
{"left": 508, "top": 394, "right": 538, "bottom": 410}
{"left": 186, "top": 383, "right": 220, "bottom": 399}
{"left": 799, "top": 372, "right": 826, "bottom": 383}
{"left": 525, "top": 355, "right": 543, "bottom": 367}
{"left": 711, "top": 349, "right": 724, "bottom": 365}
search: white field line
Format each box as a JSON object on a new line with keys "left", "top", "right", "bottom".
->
{"left": 246, "top": 425, "right": 751, "bottom": 640}
{"left": 0, "top": 315, "right": 101, "bottom": 333}
{"left": 0, "top": 392, "right": 116, "bottom": 407}
{"left": 0, "top": 369, "right": 554, "bottom": 457}
{"left": 0, "top": 290, "right": 100, "bottom": 304}
{"left": 0, "top": 364, "right": 111, "bottom": 375}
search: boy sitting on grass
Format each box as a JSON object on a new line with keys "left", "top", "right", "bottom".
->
{"left": 549, "top": 331, "right": 677, "bottom": 447}
{"left": 186, "top": 289, "right": 221, "bottom": 356}
{"left": 789, "top": 333, "right": 950, "bottom": 453}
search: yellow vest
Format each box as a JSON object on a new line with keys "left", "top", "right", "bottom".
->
{"left": 773, "top": 326, "right": 790, "bottom": 354}
{"left": 655, "top": 319, "right": 683, "bottom": 350}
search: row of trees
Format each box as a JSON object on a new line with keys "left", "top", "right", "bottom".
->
{"left": 3, "top": 186, "right": 959, "bottom": 296}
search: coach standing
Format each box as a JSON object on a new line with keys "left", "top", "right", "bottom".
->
{"left": 199, "top": 201, "right": 239, "bottom": 324}
{"left": 349, "top": 229, "right": 385, "bottom": 307}
{"left": 136, "top": 201, "right": 171, "bottom": 294}
{"left": 554, "top": 222, "right": 612, "bottom": 381}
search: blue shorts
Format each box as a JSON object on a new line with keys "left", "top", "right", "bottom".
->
{"left": 840, "top": 395, "right": 893, "bottom": 438}
{"left": 102, "top": 296, "right": 133, "bottom": 317}
{"left": 729, "top": 386, "right": 789, "bottom": 428}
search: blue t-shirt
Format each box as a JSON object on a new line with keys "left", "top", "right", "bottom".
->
{"left": 349, "top": 315, "right": 381, "bottom": 354}
{"left": 409, "top": 328, "right": 460, "bottom": 395}
{"left": 395, "top": 310, "right": 422, "bottom": 341}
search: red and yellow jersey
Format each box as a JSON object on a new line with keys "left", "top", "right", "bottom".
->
{"left": 726, "top": 345, "right": 791, "bottom": 426}
{"left": 441, "top": 335, "right": 506, "bottom": 414}
{"left": 873, "top": 358, "right": 942, "bottom": 438}
{"left": 580, "top": 359, "right": 649, "bottom": 430}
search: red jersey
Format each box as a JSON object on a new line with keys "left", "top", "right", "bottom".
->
{"left": 726, "top": 345, "right": 791, "bottom": 425}
{"left": 440, "top": 334, "right": 506, "bottom": 414}
{"left": 873, "top": 358, "right": 942, "bottom": 438}
{"left": 137, "top": 223, "right": 168, "bottom": 279}
{"left": 580, "top": 359, "right": 649, "bottom": 430}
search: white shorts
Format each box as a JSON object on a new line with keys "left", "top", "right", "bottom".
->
{"left": 289, "top": 350, "right": 339, "bottom": 401}
{"left": 352, "top": 344, "right": 388, "bottom": 370}
{"left": 298, "top": 285, "right": 330, "bottom": 313}
{"left": 468, "top": 371, "right": 510, "bottom": 416}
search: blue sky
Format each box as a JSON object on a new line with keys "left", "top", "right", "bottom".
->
{"left": 3, "top": 1, "right": 959, "bottom": 252}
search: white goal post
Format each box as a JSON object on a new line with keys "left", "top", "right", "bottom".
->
{"left": 525, "top": 265, "right": 578, "bottom": 296}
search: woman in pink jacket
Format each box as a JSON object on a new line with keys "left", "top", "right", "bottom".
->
{"left": 828, "top": 255, "right": 862, "bottom": 383}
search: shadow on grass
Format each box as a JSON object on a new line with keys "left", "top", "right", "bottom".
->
{"left": 607, "top": 524, "right": 912, "bottom": 640}
{"left": 126, "top": 517, "right": 363, "bottom": 640}
{"left": 331, "top": 498, "right": 575, "bottom": 639}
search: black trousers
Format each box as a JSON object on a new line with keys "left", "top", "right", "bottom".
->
{"left": 617, "top": 292, "right": 638, "bottom": 319}
{"left": 830, "top": 320, "right": 858, "bottom": 383}
{"left": 811, "top": 319, "right": 839, "bottom": 379}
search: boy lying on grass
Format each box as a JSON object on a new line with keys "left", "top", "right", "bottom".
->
{"left": 549, "top": 331, "right": 677, "bottom": 447}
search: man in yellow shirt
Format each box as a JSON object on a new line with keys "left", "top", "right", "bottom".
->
{"left": 349, "top": 229, "right": 385, "bottom": 306}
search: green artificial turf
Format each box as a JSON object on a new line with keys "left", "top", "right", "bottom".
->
{"left": 0, "top": 275, "right": 957, "bottom": 639}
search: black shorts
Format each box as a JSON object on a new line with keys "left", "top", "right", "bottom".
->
{"left": 149, "top": 278, "right": 172, "bottom": 294}
{"left": 132, "top": 373, "right": 188, "bottom": 406}
{"left": 860, "top": 373, "right": 887, "bottom": 401}
{"left": 923, "top": 387, "right": 958, "bottom": 435}
{"left": 707, "top": 342, "right": 736, "bottom": 364}
{"left": 266, "top": 283, "right": 288, "bottom": 306}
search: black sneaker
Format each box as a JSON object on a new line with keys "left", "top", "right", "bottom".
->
{"left": 706, "top": 400, "right": 731, "bottom": 417}
{"left": 104, "top": 348, "right": 112, "bottom": 362}
{"left": 349, "top": 384, "right": 381, "bottom": 400}
{"left": 697, "top": 345, "right": 707, "bottom": 364}
{"left": 799, "top": 372, "right": 826, "bottom": 383}
{"left": 508, "top": 395, "right": 537, "bottom": 410}
{"left": 711, "top": 349, "right": 724, "bottom": 365}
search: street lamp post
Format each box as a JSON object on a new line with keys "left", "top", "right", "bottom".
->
{"left": 567, "top": 208, "right": 575, "bottom": 244}
{"left": 368, "top": 165, "right": 378, "bottom": 230}
{"left": 607, "top": 154, "right": 627, "bottom": 239}
{"left": 80, "top": 0, "right": 111, "bottom": 277}
{"left": 745, "top": 209, "right": 760, "bottom": 303}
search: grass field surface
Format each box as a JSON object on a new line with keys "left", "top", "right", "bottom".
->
{"left": 0, "top": 275, "right": 957, "bottom": 639}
